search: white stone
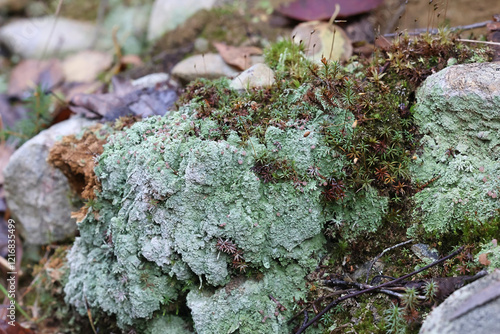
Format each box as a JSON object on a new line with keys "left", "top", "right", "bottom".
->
{"left": 0, "top": 16, "right": 96, "bottom": 59}
{"left": 230, "top": 63, "right": 275, "bottom": 90}
{"left": 171, "top": 53, "right": 240, "bottom": 83}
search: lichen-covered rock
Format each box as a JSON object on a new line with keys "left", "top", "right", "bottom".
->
{"left": 146, "top": 315, "right": 193, "bottom": 334}
{"left": 411, "top": 63, "right": 500, "bottom": 235}
{"left": 187, "top": 264, "right": 308, "bottom": 334}
{"left": 475, "top": 239, "right": 500, "bottom": 273}
{"left": 64, "top": 80, "right": 390, "bottom": 330}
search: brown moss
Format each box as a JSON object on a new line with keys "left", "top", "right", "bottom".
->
{"left": 47, "top": 125, "right": 105, "bottom": 200}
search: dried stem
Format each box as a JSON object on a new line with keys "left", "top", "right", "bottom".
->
{"left": 294, "top": 246, "right": 464, "bottom": 334}
{"left": 365, "top": 239, "right": 414, "bottom": 283}
{"left": 383, "top": 21, "right": 492, "bottom": 37}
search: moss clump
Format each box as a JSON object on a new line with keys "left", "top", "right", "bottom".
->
{"left": 63, "top": 33, "right": 494, "bottom": 332}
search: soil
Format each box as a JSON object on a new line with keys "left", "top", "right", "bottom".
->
{"left": 376, "top": 0, "right": 500, "bottom": 35}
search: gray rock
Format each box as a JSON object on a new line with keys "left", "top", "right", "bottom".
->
{"left": 194, "top": 38, "right": 209, "bottom": 53}
{"left": 411, "top": 62, "right": 500, "bottom": 235}
{"left": 0, "top": 16, "right": 96, "bottom": 58}
{"left": 230, "top": 63, "right": 276, "bottom": 90}
{"left": 411, "top": 243, "right": 439, "bottom": 263}
{"left": 147, "top": 0, "right": 216, "bottom": 41}
{"left": 350, "top": 259, "right": 384, "bottom": 282}
{"left": 171, "top": 53, "right": 240, "bottom": 83}
{"left": 131, "top": 73, "right": 173, "bottom": 90}
{"left": 420, "top": 269, "right": 500, "bottom": 334}
{"left": 3, "top": 117, "right": 96, "bottom": 245}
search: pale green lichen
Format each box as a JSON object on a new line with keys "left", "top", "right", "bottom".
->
{"left": 187, "top": 264, "right": 309, "bottom": 334}
{"left": 64, "top": 81, "right": 390, "bottom": 330}
{"left": 475, "top": 239, "right": 500, "bottom": 273}
{"left": 410, "top": 63, "right": 500, "bottom": 235}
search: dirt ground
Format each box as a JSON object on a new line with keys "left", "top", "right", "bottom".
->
{"left": 376, "top": 0, "right": 500, "bottom": 35}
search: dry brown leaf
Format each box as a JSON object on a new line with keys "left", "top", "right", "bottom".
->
{"left": 8, "top": 59, "right": 64, "bottom": 97}
{"left": 214, "top": 42, "right": 262, "bottom": 71}
{"left": 120, "top": 54, "right": 144, "bottom": 67}
{"left": 292, "top": 21, "right": 352, "bottom": 62}
{"left": 71, "top": 207, "right": 88, "bottom": 223}
{"left": 479, "top": 253, "right": 491, "bottom": 266}
{"left": 0, "top": 319, "right": 34, "bottom": 334}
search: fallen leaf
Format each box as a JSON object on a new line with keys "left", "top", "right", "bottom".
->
{"left": 214, "top": 42, "right": 262, "bottom": 71}
{"left": 57, "top": 81, "right": 105, "bottom": 102}
{"left": 120, "top": 54, "right": 144, "bottom": 67}
{"left": 70, "top": 75, "right": 178, "bottom": 120}
{"left": 8, "top": 59, "right": 64, "bottom": 98}
{"left": 374, "top": 35, "right": 392, "bottom": 51}
{"left": 487, "top": 22, "right": 500, "bottom": 31}
{"left": 0, "top": 319, "right": 34, "bottom": 334}
{"left": 479, "top": 253, "right": 491, "bottom": 266}
{"left": 277, "top": 0, "right": 384, "bottom": 21}
{"left": 62, "top": 50, "right": 113, "bottom": 83}
{"left": 292, "top": 21, "right": 352, "bottom": 62}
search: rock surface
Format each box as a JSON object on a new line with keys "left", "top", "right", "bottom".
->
{"left": 147, "top": 0, "right": 216, "bottom": 41}
{"left": 3, "top": 117, "right": 96, "bottom": 245}
{"left": 0, "top": 16, "right": 96, "bottom": 58}
{"left": 411, "top": 62, "right": 500, "bottom": 235}
{"left": 420, "top": 269, "right": 500, "bottom": 334}
{"left": 411, "top": 244, "right": 439, "bottom": 263}
{"left": 171, "top": 53, "right": 240, "bottom": 83}
{"left": 230, "top": 63, "right": 275, "bottom": 90}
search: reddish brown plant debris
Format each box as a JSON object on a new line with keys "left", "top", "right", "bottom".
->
{"left": 47, "top": 125, "right": 106, "bottom": 201}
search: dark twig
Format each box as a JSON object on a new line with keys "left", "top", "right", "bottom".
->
{"left": 294, "top": 246, "right": 464, "bottom": 334}
{"left": 384, "top": 21, "right": 492, "bottom": 37}
{"left": 365, "top": 239, "right": 414, "bottom": 283}
{"left": 300, "top": 310, "right": 308, "bottom": 329}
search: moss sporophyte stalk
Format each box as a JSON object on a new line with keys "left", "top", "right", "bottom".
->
{"left": 62, "top": 35, "right": 495, "bottom": 333}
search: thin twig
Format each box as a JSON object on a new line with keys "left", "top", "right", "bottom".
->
{"left": 295, "top": 246, "right": 464, "bottom": 334}
{"left": 40, "top": 0, "right": 64, "bottom": 61}
{"left": 383, "top": 0, "right": 408, "bottom": 35}
{"left": 384, "top": 21, "right": 492, "bottom": 37}
{"left": 456, "top": 39, "right": 500, "bottom": 46}
{"left": 365, "top": 239, "right": 413, "bottom": 283}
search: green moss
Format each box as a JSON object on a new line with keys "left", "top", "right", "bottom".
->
{"left": 63, "top": 32, "right": 494, "bottom": 332}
